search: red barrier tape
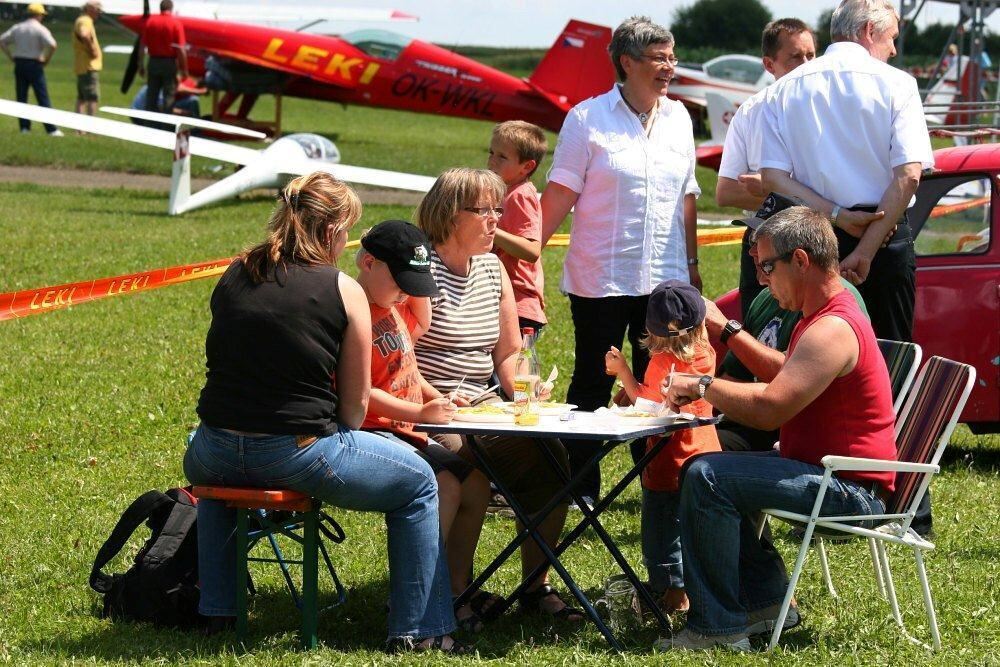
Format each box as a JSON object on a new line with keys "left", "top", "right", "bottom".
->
{"left": 0, "top": 257, "right": 234, "bottom": 321}
{"left": 1, "top": 229, "right": 746, "bottom": 322}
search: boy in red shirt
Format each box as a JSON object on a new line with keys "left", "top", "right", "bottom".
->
{"left": 356, "top": 220, "right": 495, "bottom": 632}
{"left": 487, "top": 120, "right": 548, "bottom": 332}
{"left": 605, "top": 280, "right": 720, "bottom": 614}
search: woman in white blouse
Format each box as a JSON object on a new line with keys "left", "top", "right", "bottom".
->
{"left": 539, "top": 15, "right": 702, "bottom": 502}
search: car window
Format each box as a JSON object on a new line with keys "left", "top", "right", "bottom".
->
{"left": 913, "top": 175, "right": 991, "bottom": 256}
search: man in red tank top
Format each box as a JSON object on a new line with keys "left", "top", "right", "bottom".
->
{"left": 658, "top": 206, "right": 897, "bottom": 652}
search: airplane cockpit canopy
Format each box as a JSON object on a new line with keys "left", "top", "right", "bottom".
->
{"left": 342, "top": 29, "right": 411, "bottom": 61}
{"left": 286, "top": 133, "right": 341, "bottom": 163}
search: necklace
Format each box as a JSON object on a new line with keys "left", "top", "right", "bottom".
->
{"left": 620, "top": 87, "right": 657, "bottom": 124}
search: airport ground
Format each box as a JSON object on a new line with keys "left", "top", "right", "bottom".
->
{"left": 0, "top": 20, "right": 997, "bottom": 666}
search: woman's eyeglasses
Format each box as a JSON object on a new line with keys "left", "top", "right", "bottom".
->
{"left": 464, "top": 206, "right": 504, "bottom": 218}
{"left": 635, "top": 53, "right": 678, "bottom": 67}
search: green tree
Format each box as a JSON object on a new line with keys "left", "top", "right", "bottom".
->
{"left": 816, "top": 8, "right": 834, "bottom": 50}
{"left": 670, "top": 0, "right": 772, "bottom": 53}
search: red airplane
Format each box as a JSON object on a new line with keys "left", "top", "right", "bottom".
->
{"left": 110, "top": 11, "right": 617, "bottom": 134}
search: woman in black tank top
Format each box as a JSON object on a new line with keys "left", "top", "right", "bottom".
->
{"left": 184, "top": 172, "right": 464, "bottom": 653}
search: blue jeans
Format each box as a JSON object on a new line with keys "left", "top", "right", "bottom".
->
{"left": 641, "top": 487, "right": 683, "bottom": 592}
{"left": 679, "top": 451, "right": 886, "bottom": 636}
{"left": 183, "top": 424, "right": 456, "bottom": 640}
{"left": 13, "top": 59, "right": 56, "bottom": 132}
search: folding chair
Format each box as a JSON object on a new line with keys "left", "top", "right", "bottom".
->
{"left": 811, "top": 340, "right": 923, "bottom": 597}
{"left": 761, "top": 355, "right": 976, "bottom": 651}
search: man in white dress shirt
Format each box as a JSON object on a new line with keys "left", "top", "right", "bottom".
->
{"left": 760, "top": 0, "right": 934, "bottom": 342}
{"left": 716, "top": 18, "right": 816, "bottom": 318}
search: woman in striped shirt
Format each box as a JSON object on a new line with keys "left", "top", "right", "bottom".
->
{"left": 414, "top": 168, "right": 583, "bottom": 627}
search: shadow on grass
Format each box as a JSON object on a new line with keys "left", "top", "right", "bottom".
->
{"left": 29, "top": 579, "right": 675, "bottom": 660}
{"left": 942, "top": 445, "right": 1000, "bottom": 472}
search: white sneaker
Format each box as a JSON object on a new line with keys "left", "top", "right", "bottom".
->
{"left": 746, "top": 603, "right": 802, "bottom": 636}
{"left": 654, "top": 627, "right": 751, "bottom": 652}
{"left": 20, "top": 128, "right": 29, "bottom": 134}
{"left": 48, "top": 129, "right": 64, "bottom": 137}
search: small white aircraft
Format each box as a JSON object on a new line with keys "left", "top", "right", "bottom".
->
{"left": 0, "top": 99, "right": 436, "bottom": 214}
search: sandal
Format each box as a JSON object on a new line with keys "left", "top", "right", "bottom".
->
{"left": 385, "top": 635, "right": 472, "bottom": 655}
{"left": 518, "top": 584, "right": 585, "bottom": 622}
{"left": 455, "top": 589, "right": 505, "bottom": 633}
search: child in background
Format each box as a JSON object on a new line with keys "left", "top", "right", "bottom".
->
{"left": 604, "top": 279, "right": 720, "bottom": 613}
{"left": 355, "top": 220, "right": 496, "bottom": 632}
{"left": 487, "top": 120, "right": 548, "bottom": 333}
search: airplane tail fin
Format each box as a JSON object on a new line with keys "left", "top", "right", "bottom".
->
{"left": 705, "top": 93, "right": 737, "bottom": 145}
{"left": 526, "top": 20, "right": 616, "bottom": 111}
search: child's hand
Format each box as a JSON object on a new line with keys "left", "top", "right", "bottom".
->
{"left": 420, "top": 397, "right": 457, "bottom": 424}
{"left": 605, "top": 346, "right": 627, "bottom": 376}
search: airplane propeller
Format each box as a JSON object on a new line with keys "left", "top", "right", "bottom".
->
{"left": 120, "top": 0, "right": 150, "bottom": 94}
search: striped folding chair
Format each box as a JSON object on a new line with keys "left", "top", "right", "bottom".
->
{"left": 810, "top": 340, "right": 923, "bottom": 597}
{"left": 761, "top": 356, "right": 976, "bottom": 650}
{"left": 878, "top": 339, "right": 923, "bottom": 414}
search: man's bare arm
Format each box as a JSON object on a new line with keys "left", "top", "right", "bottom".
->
{"left": 716, "top": 175, "right": 766, "bottom": 211}
{"left": 666, "top": 315, "right": 858, "bottom": 430}
{"left": 839, "top": 162, "right": 922, "bottom": 283}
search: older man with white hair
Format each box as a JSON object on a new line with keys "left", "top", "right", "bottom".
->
{"left": 759, "top": 0, "right": 933, "bottom": 344}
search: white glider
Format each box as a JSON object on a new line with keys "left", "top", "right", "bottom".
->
{"left": 0, "top": 99, "right": 436, "bottom": 215}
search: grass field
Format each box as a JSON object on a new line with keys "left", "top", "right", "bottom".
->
{"left": 0, "top": 19, "right": 998, "bottom": 667}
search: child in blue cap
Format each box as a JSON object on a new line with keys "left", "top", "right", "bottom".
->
{"left": 605, "top": 279, "right": 721, "bottom": 614}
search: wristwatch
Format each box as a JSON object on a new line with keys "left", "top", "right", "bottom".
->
{"left": 697, "top": 375, "right": 714, "bottom": 398}
{"left": 687, "top": 257, "right": 699, "bottom": 266}
{"left": 720, "top": 319, "right": 743, "bottom": 345}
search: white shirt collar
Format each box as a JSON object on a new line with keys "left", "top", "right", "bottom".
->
{"left": 824, "top": 41, "right": 871, "bottom": 58}
{"left": 609, "top": 84, "right": 674, "bottom": 117}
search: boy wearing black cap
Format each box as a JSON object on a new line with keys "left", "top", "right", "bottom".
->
{"left": 604, "top": 279, "right": 721, "bottom": 614}
{"left": 356, "top": 220, "right": 494, "bottom": 632}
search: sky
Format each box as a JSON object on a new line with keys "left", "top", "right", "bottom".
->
{"left": 284, "top": 0, "right": 997, "bottom": 49}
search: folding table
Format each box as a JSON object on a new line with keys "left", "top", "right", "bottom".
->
{"left": 416, "top": 411, "right": 720, "bottom": 651}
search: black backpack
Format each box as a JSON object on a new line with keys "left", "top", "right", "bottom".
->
{"left": 89, "top": 487, "right": 203, "bottom": 628}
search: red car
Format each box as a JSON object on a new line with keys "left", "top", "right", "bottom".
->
{"left": 716, "top": 144, "right": 999, "bottom": 432}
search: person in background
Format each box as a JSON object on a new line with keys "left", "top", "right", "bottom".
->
{"left": 604, "top": 280, "right": 720, "bottom": 615}
{"left": 540, "top": 16, "right": 701, "bottom": 506}
{"left": 73, "top": 1, "right": 102, "bottom": 119}
{"left": 0, "top": 3, "right": 61, "bottom": 135}
{"left": 760, "top": 0, "right": 934, "bottom": 343}
{"left": 355, "top": 219, "right": 494, "bottom": 634}
{"left": 715, "top": 18, "right": 816, "bottom": 318}
{"left": 183, "top": 173, "right": 466, "bottom": 654}
{"left": 487, "top": 120, "right": 548, "bottom": 333}
{"left": 139, "top": 0, "right": 188, "bottom": 113}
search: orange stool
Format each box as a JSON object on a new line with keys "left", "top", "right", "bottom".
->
{"left": 191, "top": 486, "right": 345, "bottom": 649}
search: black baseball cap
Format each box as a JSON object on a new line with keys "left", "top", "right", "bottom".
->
{"left": 361, "top": 220, "right": 440, "bottom": 297}
{"left": 735, "top": 192, "right": 804, "bottom": 230}
{"left": 646, "top": 279, "right": 706, "bottom": 337}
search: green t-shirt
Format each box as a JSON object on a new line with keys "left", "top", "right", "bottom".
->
{"left": 719, "top": 279, "right": 869, "bottom": 382}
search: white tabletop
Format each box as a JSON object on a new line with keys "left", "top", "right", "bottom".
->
{"left": 415, "top": 411, "right": 717, "bottom": 441}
